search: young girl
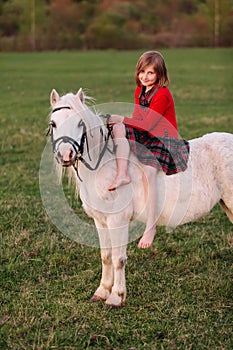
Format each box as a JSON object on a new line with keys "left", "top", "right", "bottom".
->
{"left": 108, "top": 51, "right": 189, "bottom": 249}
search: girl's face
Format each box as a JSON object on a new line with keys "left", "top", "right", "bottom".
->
{"left": 138, "top": 65, "right": 157, "bottom": 91}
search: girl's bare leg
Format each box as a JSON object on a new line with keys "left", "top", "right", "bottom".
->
{"left": 138, "top": 166, "right": 157, "bottom": 249}
{"left": 108, "top": 123, "right": 131, "bottom": 191}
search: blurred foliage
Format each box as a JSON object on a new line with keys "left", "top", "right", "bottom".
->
{"left": 0, "top": 0, "right": 232, "bottom": 51}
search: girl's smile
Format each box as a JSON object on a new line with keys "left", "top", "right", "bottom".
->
{"left": 138, "top": 65, "right": 157, "bottom": 91}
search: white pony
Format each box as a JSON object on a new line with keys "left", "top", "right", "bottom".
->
{"left": 49, "top": 88, "right": 233, "bottom": 307}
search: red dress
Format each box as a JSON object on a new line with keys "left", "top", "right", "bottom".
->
{"left": 123, "top": 85, "right": 189, "bottom": 175}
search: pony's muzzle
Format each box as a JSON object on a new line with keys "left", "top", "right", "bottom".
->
{"left": 56, "top": 146, "right": 77, "bottom": 167}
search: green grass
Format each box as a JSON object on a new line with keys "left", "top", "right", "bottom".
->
{"left": 0, "top": 49, "right": 233, "bottom": 349}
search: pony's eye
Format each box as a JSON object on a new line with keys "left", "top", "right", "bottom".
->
{"left": 47, "top": 120, "right": 56, "bottom": 136}
{"left": 50, "top": 120, "right": 56, "bottom": 128}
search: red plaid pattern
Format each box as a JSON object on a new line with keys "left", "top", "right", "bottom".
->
{"left": 125, "top": 125, "right": 190, "bottom": 175}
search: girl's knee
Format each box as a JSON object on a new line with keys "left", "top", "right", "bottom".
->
{"left": 112, "top": 123, "right": 126, "bottom": 138}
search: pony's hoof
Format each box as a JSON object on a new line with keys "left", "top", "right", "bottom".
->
{"left": 90, "top": 295, "right": 105, "bottom": 303}
{"left": 105, "top": 293, "right": 125, "bottom": 307}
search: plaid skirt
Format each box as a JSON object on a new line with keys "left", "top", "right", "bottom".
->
{"left": 125, "top": 125, "right": 190, "bottom": 175}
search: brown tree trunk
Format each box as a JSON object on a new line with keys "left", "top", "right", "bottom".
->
{"left": 214, "top": 0, "right": 220, "bottom": 47}
{"left": 31, "top": 0, "right": 36, "bottom": 50}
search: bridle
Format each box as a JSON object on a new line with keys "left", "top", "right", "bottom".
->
{"left": 48, "top": 106, "right": 114, "bottom": 181}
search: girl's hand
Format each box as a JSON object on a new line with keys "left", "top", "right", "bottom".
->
{"left": 109, "top": 114, "right": 124, "bottom": 125}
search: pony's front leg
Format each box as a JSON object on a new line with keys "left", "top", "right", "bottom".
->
{"left": 105, "top": 217, "right": 129, "bottom": 307}
{"left": 91, "top": 220, "right": 113, "bottom": 302}
{"left": 105, "top": 244, "right": 127, "bottom": 307}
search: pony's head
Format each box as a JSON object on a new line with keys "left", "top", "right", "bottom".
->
{"left": 49, "top": 88, "right": 93, "bottom": 168}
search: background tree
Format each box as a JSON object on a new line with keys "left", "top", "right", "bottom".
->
{"left": 199, "top": 0, "right": 233, "bottom": 46}
{"left": 0, "top": 0, "right": 48, "bottom": 50}
{"left": 0, "top": 0, "right": 232, "bottom": 51}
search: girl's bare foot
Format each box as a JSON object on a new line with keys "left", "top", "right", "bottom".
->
{"left": 138, "top": 228, "right": 156, "bottom": 249}
{"left": 108, "top": 175, "right": 131, "bottom": 191}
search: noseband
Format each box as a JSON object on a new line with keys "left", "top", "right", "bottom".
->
{"left": 51, "top": 120, "right": 89, "bottom": 164}
{"left": 49, "top": 107, "right": 114, "bottom": 181}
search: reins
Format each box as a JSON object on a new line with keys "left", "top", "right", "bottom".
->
{"left": 77, "top": 115, "right": 114, "bottom": 169}
{"left": 72, "top": 115, "right": 114, "bottom": 181}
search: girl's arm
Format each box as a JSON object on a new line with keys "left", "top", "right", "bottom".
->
{"left": 123, "top": 94, "right": 170, "bottom": 132}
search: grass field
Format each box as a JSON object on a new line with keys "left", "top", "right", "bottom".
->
{"left": 0, "top": 49, "right": 233, "bottom": 349}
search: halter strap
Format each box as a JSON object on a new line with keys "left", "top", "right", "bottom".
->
{"left": 52, "top": 106, "right": 71, "bottom": 113}
{"left": 50, "top": 115, "right": 115, "bottom": 182}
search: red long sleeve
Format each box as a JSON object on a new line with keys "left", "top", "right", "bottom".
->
{"left": 123, "top": 86, "right": 178, "bottom": 138}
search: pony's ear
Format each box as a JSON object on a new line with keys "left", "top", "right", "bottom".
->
{"left": 50, "top": 89, "right": 60, "bottom": 107}
{"left": 76, "top": 88, "right": 84, "bottom": 103}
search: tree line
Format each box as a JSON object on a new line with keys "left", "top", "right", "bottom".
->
{"left": 0, "top": 0, "right": 232, "bottom": 52}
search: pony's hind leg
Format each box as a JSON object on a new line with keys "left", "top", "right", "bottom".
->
{"left": 218, "top": 155, "right": 233, "bottom": 224}
{"left": 220, "top": 199, "right": 233, "bottom": 223}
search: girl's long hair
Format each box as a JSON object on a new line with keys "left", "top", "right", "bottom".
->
{"left": 135, "top": 51, "right": 170, "bottom": 87}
